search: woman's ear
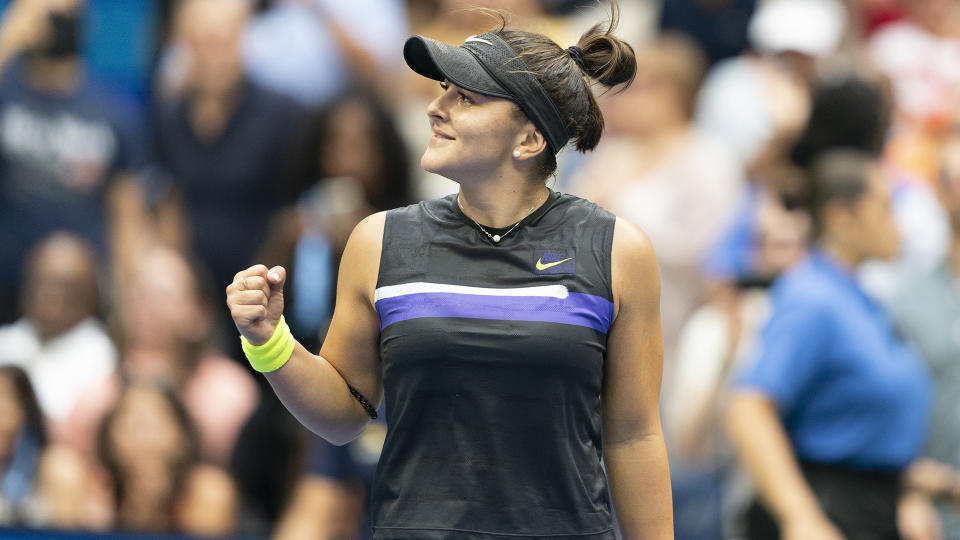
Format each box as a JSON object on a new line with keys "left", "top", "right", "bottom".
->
{"left": 512, "top": 122, "right": 548, "bottom": 160}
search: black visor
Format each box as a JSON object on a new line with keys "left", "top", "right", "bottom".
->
{"left": 403, "top": 32, "right": 569, "bottom": 155}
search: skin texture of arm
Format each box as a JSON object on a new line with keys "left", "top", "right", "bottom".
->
{"left": 227, "top": 212, "right": 385, "bottom": 445}
{"left": 601, "top": 217, "right": 673, "bottom": 539}
{"left": 724, "top": 391, "right": 846, "bottom": 540}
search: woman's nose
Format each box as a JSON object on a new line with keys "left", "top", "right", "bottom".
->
{"left": 426, "top": 89, "right": 450, "bottom": 122}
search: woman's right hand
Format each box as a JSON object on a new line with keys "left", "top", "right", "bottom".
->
{"left": 226, "top": 264, "right": 287, "bottom": 345}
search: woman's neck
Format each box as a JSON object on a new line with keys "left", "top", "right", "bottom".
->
{"left": 457, "top": 178, "right": 549, "bottom": 229}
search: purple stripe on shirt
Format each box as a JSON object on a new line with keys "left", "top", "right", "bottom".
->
{"left": 374, "top": 291, "right": 614, "bottom": 333}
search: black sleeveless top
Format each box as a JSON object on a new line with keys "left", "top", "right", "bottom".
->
{"left": 371, "top": 190, "right": 617, "bottom": 539}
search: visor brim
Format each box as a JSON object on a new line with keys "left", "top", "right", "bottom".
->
{"left": 403, "top": 36, "right": 511, "bottom": 100}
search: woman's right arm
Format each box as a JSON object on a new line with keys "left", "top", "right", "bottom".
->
{"left": 227, "top": 212, "right": 385, "bottom": 445}
{"left": 724, "top": 391, "right": 846, "bottom": 540}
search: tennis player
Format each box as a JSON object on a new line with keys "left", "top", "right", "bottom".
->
{"left": 226, "top": 6, "right": 672, "bottom": 538}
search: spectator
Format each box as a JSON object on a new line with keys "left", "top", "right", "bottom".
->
{"left": 153, "top": 0, "right": 307, "bottom": 337}
{"left": 0, "top": 233, "right": 116, "bottom": 444}
{"left": 890, "top": 128, "right": 960, "bottom": 539}
{"left": 696, "top": 0, "right": 846, "bottom": 172}
{"left": 669, "top": 196, "right": 808, "bottom": 540}
{"left": 242, "top": 0, "right": 408, "bottom": 108}
{"left": 97, "top": 384, "right": 237, "bottom": 535}
{"left": 27, "top": 443, "right": 112, "bottom": 531}
{"left": 704, "top": 76, "right": 890, "bottom": 284}
{"left": 64, "top": 246, "right": 258, "bottom": 467}
{"left": 118, "top": 247, "right": 258, "bottom": 466}
{"left": 0, "top": 0, "right": 149, "bottom": 324}
{"left": 0, "top": 363, "right": 110, "bottom": 531}
{"left": 300, "top": 90, "right": 413, "bottom": 215}
{"left": 570, "top": 33, "right": 743, "bottom": 392}
{"left": 868, "top": 0, "right": 960, "bottom": 183}
{"left": 725, "top": 150, "right": 934, "bottom": 539}
{"left": 268, "top": 89, "right": 413, "bottom": 345}
{"left": 789, "top": 77, "right": 891, "bottom": 170}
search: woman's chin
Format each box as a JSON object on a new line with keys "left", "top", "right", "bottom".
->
{"left": 420, "top": 153, "right": 444, "bottom": 175}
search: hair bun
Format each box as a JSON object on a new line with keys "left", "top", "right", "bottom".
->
{"left": 576, "top": 22, "right": 636, "bottom": 89}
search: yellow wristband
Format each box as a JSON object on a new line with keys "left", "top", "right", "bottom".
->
{"left": 240, "top": 315, "right": 295, "bottom": 373}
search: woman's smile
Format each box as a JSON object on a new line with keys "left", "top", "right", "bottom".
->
{"left": 430, "top": 127, "right": 455, "bottom": 144}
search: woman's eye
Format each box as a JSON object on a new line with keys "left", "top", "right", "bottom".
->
{"left": 439, "top": 82, "right": 471, "bottom": 104}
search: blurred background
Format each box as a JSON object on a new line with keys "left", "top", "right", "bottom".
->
{"left": 0, "top": 0, "right": 957, "bottom": 538}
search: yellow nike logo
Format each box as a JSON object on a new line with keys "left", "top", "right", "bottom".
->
{"left": 536, "top": 257, "right": 573, "bottom": 271}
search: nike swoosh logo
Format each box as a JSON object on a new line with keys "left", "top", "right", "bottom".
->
{"left": 536, "top": 257, "right": 573, "bottom": 271}
{"left": 465, "top": 36, "right": 493, "bottom": 46}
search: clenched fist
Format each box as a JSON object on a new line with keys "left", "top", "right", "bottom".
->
{"left": 226, "top": 264, "right": 287, "bottom": 345}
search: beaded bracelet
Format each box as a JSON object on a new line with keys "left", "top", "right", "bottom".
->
{"left": 240, "top": 315, "right": 295, "bottom": 373}
{"left": 347, "top": 384, "right": 379, "bottom": 419}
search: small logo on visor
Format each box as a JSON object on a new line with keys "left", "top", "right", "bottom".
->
{"left": 465, "top": 35, "right": 493, "bottom": 46}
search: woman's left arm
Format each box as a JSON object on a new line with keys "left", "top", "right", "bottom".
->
{"left": 602, "top": 217, "right": 673, "bottom": 539}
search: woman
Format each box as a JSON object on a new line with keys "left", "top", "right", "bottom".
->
{"left": 0, "top": 365, "right": 114, "bottom": 530}
{"left": 724, "top": 150, "right": 933, "bottom": 540}
{"left": 98, "top": 384, "right": 238, "bottom": 535}
{"left": 227, "top": 6, "right": 673, "bottom": 538}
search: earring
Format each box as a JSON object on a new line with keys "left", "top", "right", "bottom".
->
{"left": 512, "top": 149, "right": 522, "bottom": 159}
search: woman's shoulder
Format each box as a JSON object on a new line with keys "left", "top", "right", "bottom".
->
{"left": 333, "top": 211, "right": 384, "bottom": 253}
{"left": 610, "top": 217, "right": 656, "bottom": 267}
{"left": 551, "top": 191, "right": 617, "bottom": 223}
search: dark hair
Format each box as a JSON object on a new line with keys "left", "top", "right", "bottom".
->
{"left": 790, "top": 77, "right": 891, "bottom": 169}
{"left": 0, "top": 366, "right": 47, "bottom": 449}
{"left": 296, "top": 88, "right": 413, "bottom": 211}
{"left": 97, "top": 384, "right": 200, "bottom": 522}
{"left": 492, "top": 2, "right": 636, "bottom": 179}
{"left": 806, "top": 149, "right": 878, "bottom": 238}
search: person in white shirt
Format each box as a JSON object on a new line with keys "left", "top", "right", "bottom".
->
{"left": 0, "top": 233, "right": 116, "bottom": 441}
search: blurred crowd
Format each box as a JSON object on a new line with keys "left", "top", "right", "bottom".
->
{"left": 0, "top": 0, "right": 958, "bottom": 538}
